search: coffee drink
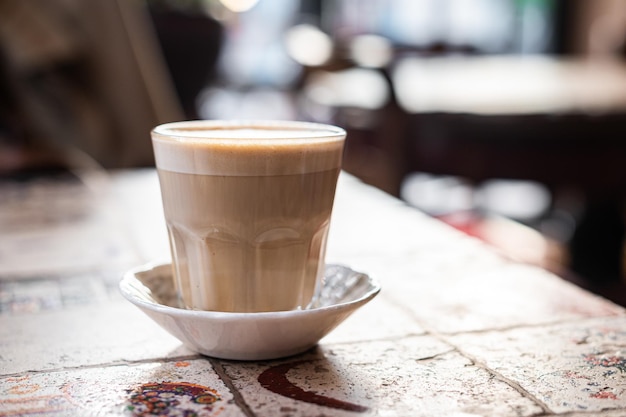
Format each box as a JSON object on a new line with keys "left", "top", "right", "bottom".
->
{"left": 152, "top": 120, "right": 345, "bottom": 312}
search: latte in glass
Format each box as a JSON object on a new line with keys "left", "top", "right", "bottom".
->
{"left": 151, "top": 120, "right": 345, "bottom": 312}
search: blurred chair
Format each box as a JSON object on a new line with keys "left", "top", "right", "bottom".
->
{"left": 0, "top": 0, "right": 183, "bottom": 173}
{"left": 148, "top": 2, "right": 223, "bottom": 119}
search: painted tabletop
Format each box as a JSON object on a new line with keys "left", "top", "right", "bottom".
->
{"left": 1, "top": 169, "right": 625, "bottom": 417}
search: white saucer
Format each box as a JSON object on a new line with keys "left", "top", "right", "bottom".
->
{"left": 119, "top": 263, "right": 380, "bottom": 360}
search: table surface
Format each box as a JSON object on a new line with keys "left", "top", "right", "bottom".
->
{"left": 2, "top": 168, "right": 626, "bottom": 417}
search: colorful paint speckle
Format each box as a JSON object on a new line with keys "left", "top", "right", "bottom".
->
{"left": 0, "top": 361, "right": 235, "bottom": 417}
{"left": 583, "top": 353, "right": 626, "bottom": 373}
{"left": 126, "top": 382, "right": 221, "bottom": 416}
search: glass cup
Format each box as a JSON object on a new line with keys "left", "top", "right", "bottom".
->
{"left": 151, "top": 120, "right": 346, "bottom": 312}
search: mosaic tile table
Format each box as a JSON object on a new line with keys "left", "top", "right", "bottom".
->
{"left": 1, "top": 169, "right": 625, "bottom": 417}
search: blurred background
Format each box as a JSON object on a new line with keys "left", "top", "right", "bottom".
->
{"left": 1, "top": 0, "right": 625, "bottom": 301}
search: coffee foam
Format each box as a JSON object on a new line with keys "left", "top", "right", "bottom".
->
{"left": 152, "top": 121, "right": 345, "bottom": 176}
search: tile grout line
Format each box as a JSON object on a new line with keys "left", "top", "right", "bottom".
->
{"left": 382, "top": 291, "right": 554, "bottom": 414}
{"left": 0, "top": 354, "right": 204, "bottom": 379}
{"left": 209, "top": 358, "right": 257, "bottom": 417}
{"left": 2, "top": 353, "right": 259, "bottom": 416}
{"left": 447, "top": 344, "right": 553, "bottom": 415}
{"left": 433, "top": 328, "right": 554, "bottom": 414}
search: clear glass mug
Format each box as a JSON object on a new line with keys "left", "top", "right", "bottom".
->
{"left": 151, "top": 120, "right": 345, "bottom": 312}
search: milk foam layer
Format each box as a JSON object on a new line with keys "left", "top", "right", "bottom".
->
{"left": 152, "top": 120, "right": 346, "bottom": 176}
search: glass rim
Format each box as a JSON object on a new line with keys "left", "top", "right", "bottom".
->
{"left": 151, "top": 119, "right": 346, "bottom": 141}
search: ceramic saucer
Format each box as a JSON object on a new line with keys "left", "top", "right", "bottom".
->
{"left": 119, "top": 263, "right": 380, "bottom": 360}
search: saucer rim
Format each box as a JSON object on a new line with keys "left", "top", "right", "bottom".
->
{"left": 119, "top": 261, "right": 381, "bottom": 320}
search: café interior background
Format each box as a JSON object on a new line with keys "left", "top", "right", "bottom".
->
{"left": 1, "top": 0, "right": 625, "bottom": 299}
